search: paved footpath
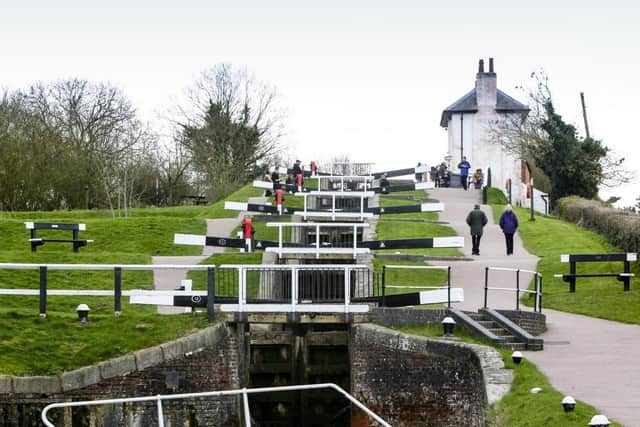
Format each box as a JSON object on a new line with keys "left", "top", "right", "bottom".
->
{"left": 430, "top": 187, "right": 640, "bottom": 427}
{"left": 152, "top": 196, "right": 268, "bottom": 315}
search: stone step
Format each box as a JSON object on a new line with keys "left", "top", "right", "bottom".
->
{"left": 487, "top": 328, "right": 513, "bottom": 337}
{"left": 476, "top": 320, "right": 499, "bottom": 329}
{"left": 503, "top": 342, "right": 527, "bottom": 351}
{"left": 466, "top": 313, "right": 486, "bottom": 321}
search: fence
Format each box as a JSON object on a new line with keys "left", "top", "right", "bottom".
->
{"left": 266, "top": 222, "right": 370, "bottom": 258}
{"left": 41, "top": 382, "right": 391, "bottom": 427}
{"left": 308, "top": 175, "right": 374, "bottom": 191}
{"left": 0, "top": 263, "right": 378, "bottom": 319}
{"left": 217, "top": 264, "right": 373, "bottom": 314}
{"left": 294, "top": 191, "right": 375, "bottom": 220}
{"left": 329, "top": 162, "right": 375, "bottom": 176}
{"left": 0, "top": 263, "right": 215, "bottom": 319}
{"left": 483, "top": 267, "right": 543, "bottom": 312}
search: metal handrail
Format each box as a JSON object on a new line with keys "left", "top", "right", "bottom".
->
{"left": 308, "top": 175, "right": 375, "bottom": 191}
{"left": 218, "top": 264, "right": 371, "bottom": 314}
{"left": 41, "top": 382, "right": 391, "bottom": 427}
{"left": 0, "top": 263, "right": 213, "bottom": 270}
{"left": 265, "top": 222, "right": 370, "bottom": 259}
{"left": 483, "top": 267, "right": 543, "bottom": 312}
{"left": 295, "top": 191, "right": 374, "bottom": 220}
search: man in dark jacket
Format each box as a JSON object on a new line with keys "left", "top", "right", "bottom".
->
{"left": 466, "top": 204, "right": 488, "bottom": 255}
{"left": 499, "top": 204, "right": 519, "bottom": 255}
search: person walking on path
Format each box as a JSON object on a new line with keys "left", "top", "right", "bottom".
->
{"left": 499, "top": 204, "right": 518, "bottom": 255}
{"left": 457, "top": 156, "right": 471, "bottom": 190}
{"left": 466, "top": 203, "right": 488, "bottom": 255}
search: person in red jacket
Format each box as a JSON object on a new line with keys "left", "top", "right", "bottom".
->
{"left": 275, "top": 188, "right": 284, "bottom": 215}
{"left": 241, "top": 216, "right": 254, "bottom": 252}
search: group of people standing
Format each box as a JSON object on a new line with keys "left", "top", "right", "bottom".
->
{"left": 457, "top": 157, "right": 484, "bottom": 190}
{"left": 430, "top": 158, "right": 483, "bottom": 190}
{"left": 466, "top": 204, "right": 518, "bottom": 256}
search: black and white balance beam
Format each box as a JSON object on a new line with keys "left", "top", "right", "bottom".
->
{"left": 225, "top": 201, "right": 443, "bottom": 216}
{"left": 372, "top": 164, "right": 429, "bottom": 179}
{"left": 382, "top": 288, "right": 464, "bottom": 307}
{"left": 175, "top": 234, "right": 463, "bottom": 250}
{"left": 373, "top": 181, "right": 435, "bottom": 193}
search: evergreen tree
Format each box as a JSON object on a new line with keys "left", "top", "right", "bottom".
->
{"left": 535, "top": 101, "right": 607, "bottom": 205}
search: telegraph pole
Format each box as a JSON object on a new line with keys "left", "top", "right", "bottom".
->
{"left": 580, "top": 92, "right": 590, "bottom": 139}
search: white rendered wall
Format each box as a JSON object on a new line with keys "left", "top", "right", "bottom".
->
{"left": 447, "top": 113, "right": 474, "bottom": 167}
{"left": 445, "top": 111, "right": 524, "bottom": 201}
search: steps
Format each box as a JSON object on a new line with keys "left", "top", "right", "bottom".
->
{"left": 465, "top": 312, "right": 528, "bottom": 351}
{"left": 448, "top": 308, "right": 543, "bottom": 351}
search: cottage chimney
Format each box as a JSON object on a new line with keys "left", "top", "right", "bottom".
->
{"left": 476, "top": 58, "right": 497, "bottom": 109}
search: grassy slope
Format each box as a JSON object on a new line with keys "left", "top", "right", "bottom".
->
{"left": 0, "top": 185, "right": 262, "bottom": 375}
{"left": 488, "top": 187, "right": 640, "bottom": 324}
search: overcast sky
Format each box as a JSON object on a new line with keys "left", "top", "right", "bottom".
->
{"left": 2, "top": 1, "right": 640, "bottom": 205}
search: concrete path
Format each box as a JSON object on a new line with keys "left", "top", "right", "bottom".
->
{"left": 151, "top": 196, "right": 267, "bottom": 314}
{"left": 431, "top": 187, "right": 640, "bottom": 427}
{"left": 151, "top": 255, "right": 208, "bottom": 315}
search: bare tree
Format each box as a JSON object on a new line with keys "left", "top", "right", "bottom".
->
{"left": 174, "top": 64, "right": 285, "bottom": 201}
{"left": 25, "top": 79, "right": 147, "bottom": 213}
{"left": 159, "top": 136, "right": 193, "bottom": 206}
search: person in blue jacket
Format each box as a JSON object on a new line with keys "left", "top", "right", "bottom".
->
{"left": 499, "top": 204, "right": 519, "bottom": 255}
{"left": 457, "top": 156, "right": 471, "bottom": 190}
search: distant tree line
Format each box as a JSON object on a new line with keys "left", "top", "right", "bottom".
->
{"left": 0, "top": 64, "right": 282, "bottom": 215}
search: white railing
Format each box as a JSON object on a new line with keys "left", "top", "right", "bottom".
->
{"left": 295, "top": 190, "right": 374, "bottom": 220}
{"left": 265, "top": 222, "right": 370, "bottom": 259}
{"left": 330, "top": 162, "right": 375, "bottom": 176}
{"left": 308, "top": 175, "right": 375, "bottom": 191}
{"left": 0, "top": 263, "right": 215, "bottom": 318}
{"left": 483, "top": 267, "right": 542, "bottom": 312}
{"left": 218, "top": 264, "right": 370, "bottom": 314}
{"left": 41, "top": 382, "right": 391, "bottom": 427}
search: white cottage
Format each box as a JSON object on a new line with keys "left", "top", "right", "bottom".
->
{"left": 440, "top": 58, "right": 531, "bottom": 204}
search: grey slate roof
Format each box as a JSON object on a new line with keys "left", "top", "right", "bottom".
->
{"left": 440, "top": 88, "right": 529, "bottom": 127}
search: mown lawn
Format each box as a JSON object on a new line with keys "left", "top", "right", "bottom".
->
{"left": 395, "top": 325, "right": 623, "bottom": 427}
{"left": 488, "top": 188, "right": 640, "bottom": 324}
{"left": 0, "top": 185, "right": 263, "bottom": 375}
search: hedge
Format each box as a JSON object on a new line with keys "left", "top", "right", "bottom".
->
{"left": 558, "top": 196, "right": 640, "bottom": 253}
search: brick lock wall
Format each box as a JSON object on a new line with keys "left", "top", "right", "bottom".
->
{"left": 497, "top": 310, "right": 547, "bottom": 336}
{"left": 370, "top": 307, "right": 448, "bottom": 327}
{"left": 350, "top": 324, "right": 487, "bottom": 427}
{"left": 0, "top": 324, "right": 243, "bottom": 427}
